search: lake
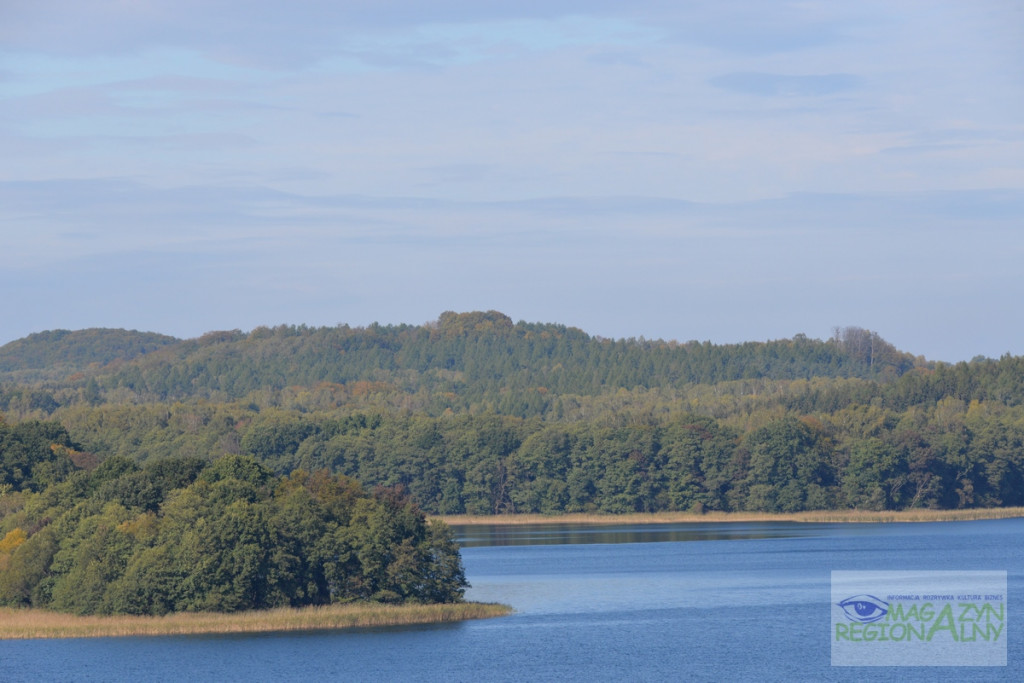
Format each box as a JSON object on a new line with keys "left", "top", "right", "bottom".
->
{"left": 2, "top": 518, "right": 1020, "bottom": 681}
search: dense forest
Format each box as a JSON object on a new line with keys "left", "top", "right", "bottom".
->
{"left": 0, "top": 420, "right": 467, "bottom": 615}
{"left": 0, "top": 311, "right": 922, "bottom": 409}
{"left": 2, "top": 311, "right": 1023, "bottom": 521}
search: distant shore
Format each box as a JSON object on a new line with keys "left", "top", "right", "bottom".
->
{"left": 0, "top": 602, "right": 513, "bottom": 640}
{"left": 440, "top": 507, "right": 1024, "bottom": 526}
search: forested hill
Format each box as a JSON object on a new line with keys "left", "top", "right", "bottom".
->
{"left": 0, "top": 311, "right": 919, "bottom": 411}
{"left": 3, "top": 312, "right": 1024, "bottom": 516}
{"left": 0, "top": 329, "right": 179, "bottom": 380}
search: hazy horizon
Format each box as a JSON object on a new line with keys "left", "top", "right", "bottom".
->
{"left": 2, "top": 1, "right": 1022, "bottom": 362}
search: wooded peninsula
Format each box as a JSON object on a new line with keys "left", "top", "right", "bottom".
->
{"left": 2, "top": 311, "right": 1023, "bottom": 620}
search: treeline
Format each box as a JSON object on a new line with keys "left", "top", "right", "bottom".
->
{"left": 3, "top": 313, "right": 1023, "bottom": 424}
{"left": 0, "top": 313, "right": 921, "bottom": 417}
{"left": 21, "top": 395, "right": 1024, "bottom": 515}
{"left": 0, "top": 445, "right": 467, "bottom": 615}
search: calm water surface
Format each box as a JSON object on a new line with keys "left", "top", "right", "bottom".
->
{"left": 2, "top": 519, "right": 1021, "bottom": 682}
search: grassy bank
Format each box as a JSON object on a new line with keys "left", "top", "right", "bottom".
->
{"left": 0, "top": 602, "right": 513, "bottom": 640}
{"left": 440, "top": 507, "right": 1024, "bottom": 526}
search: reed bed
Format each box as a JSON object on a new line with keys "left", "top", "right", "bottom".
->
{"left": 440, "top": 507, "right": 1024, "bottom": 526}
{"left": 0, "top": 602, "right": 512, "bottom": 640}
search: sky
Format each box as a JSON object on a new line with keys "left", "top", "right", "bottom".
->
{"left": 1, "top": 1, "right": 1023, "bottom": 362}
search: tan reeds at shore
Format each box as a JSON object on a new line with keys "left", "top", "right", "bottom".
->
{"left": 439, "top": 507, "right": 1024, "bottom": 526}
{"left": 0, "top": 602, "right": 513, "bottom": 640}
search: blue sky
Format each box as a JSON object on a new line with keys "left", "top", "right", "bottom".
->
{"left": 2, "top": 1, "right": 1022, "bottom": 361}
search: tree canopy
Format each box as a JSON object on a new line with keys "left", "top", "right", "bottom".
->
{"left": 0, "top": 448, "right": 467, "bottom": 615}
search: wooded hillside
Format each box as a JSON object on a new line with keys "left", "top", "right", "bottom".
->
{"left": 2, "top": 311, "right": 1022, "bottom": 517}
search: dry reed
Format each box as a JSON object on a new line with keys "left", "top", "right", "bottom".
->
{"left": 0, "top": 602, "right": 512, "bottom": 640}
{"left": 439, "top": 507, "right": 1024, "bottom": 526}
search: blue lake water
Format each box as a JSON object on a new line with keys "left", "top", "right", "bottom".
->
{"left": 1, "top": 518, "right": 1021, "bottom": 681}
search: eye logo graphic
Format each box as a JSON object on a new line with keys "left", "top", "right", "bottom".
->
{"left": 838, "top": 595, "right": 889, "bottom": 623}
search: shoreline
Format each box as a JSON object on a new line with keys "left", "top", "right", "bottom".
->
{"left": 439, "top": 507, "right": 1024, "bottom": 526}
{"left": 0, "top": 602, "right": 513, "bottom": 641}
